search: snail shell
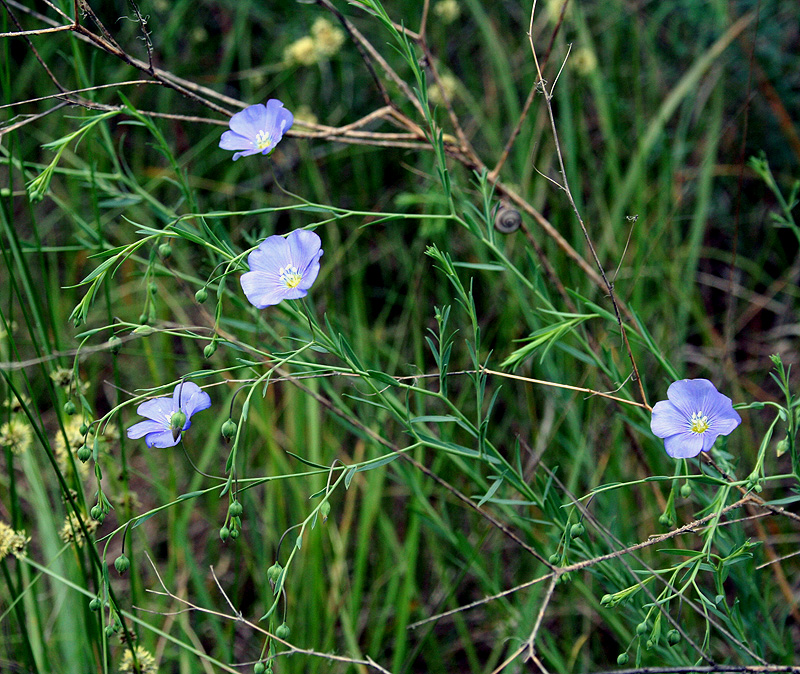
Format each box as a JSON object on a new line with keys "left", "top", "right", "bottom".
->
{"left": 494, "top": 206, "right": 522, "bottom": 233}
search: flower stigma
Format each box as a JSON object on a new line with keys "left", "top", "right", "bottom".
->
{"left": 689, "top": 411, "right": 710, "bottom": 434}
{"left": 279, "top": 264, "right": 303, "bottom": 289}
{"left": 255, "top": 130, "right": 273, "bottom": 151}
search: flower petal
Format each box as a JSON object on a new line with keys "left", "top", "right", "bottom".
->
{"left": 287, "top": 230, "right": 323, "bottom": 289}
{"left": 177, "top": 382, "right": 212, "bottom": 420}
{"left": 127, "top": 419, "right": 165, "bottom": 440}
{"left": 135, "top": 396, "right": 174, "bottom": 422}
{"left": 241, "top": 270, "right": 307, "bottom": 308}
{"left": 219, "top": 130, "right": 256, "bottom": 152}
{"left": 650, "top": 400, "right": 687, "bottom": 439}
{"left": 663, "top": 431, "right": 706, "bottom": 459}
{"left": 665, "top": 379, "right": 718, "bottom": 418}
{"left": 247, "top": 235, "right": 292, "bottom": 273}
{"left": 229, "top": 104, "right": 267, "bottom": 138}
{"left": 145, "top": 429, "right": 181, "bottom": 448}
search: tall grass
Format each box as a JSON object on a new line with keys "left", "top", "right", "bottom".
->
{"left": 1, "top": 0, "right": 799, "bottom": 673}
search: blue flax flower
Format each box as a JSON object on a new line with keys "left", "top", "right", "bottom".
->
{"left": 126, "top": 382, "right": 211, "bottom": 448}
{"left": 650, "top": 379, "right": 741, "bottom": 459}
{"left": 219, "top": 99, "right": 294, "bottom": 161}
{"left": 240, "top": 229, "right": 323, "bottom": 308}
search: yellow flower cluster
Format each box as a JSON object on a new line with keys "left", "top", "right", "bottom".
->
{"left": 433, "top": 0, "right": 461, "bottom": 24}
{"left": 58, "top": 511, "right": 99, "bottom": 548}
{"left": 0, "top": 417, "right": 33, "bottom": 455}
{"left": 120, "top": 646, "right": 157, "bottom": 674}
{"left": 0, "top": 521, "right": 30, "bottom": 561}
{"left": 284, "top": 17, "right": 346, "bottom": 66}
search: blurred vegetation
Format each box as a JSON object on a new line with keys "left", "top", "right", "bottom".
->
{"left": 1, "top": 0, "right": 799, "bottom": 673}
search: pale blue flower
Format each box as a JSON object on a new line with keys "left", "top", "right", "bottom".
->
{"left": 650, "top": 379, "right": 741, "bottom": 459}
{"left": 127, "top": 382, "right": 211, "bottom": 448}
{"left": 240, "top": 229, "right": 323, "bottom": 308}
{"left": 219, "top": 99, "right": 294, "bottom": 161}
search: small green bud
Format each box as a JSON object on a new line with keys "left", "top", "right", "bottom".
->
{"left": 267, "top": 562, "right": 283, "bottom": 583}
{"left": 89, "top": 597, "right": 101, "bottom": 611}
{"left": 77, "top": 445, "right": 92, "bottom": 463}
{"left": 158, "top": 243, "right": 172, "bottom": 257}
{"left": 616, "top": 653, "right": 629, "bottom": 665}
{"left": 645, "top": 639, "right": 653, "bottom": 650}
{"left": 105, "top": 625, "right": 115, "bottom": 638}
{"left": 148, "top": 281, "right": 158, "bottom": 296}
{"left": 204, "top": 342, "right": 217, "bottom": 358}
{"left": 753, "top": 482, "right": 763, "bottom": 493}
{"left": 219, "top": 526, "right": 230, "bottom": 541}
{"left": 195, "top": 288, "right": 209, "bottom": 303}
{"left": 320, "top": 501, "right": 331, "bottom": 522}
{"left": 108, "top": 335, "right": 123, "bottom": 354}
{"left": 79, "top": 422, "right": 89, "bottom": 435}
{"left": 253, "top": 664, "right": 266, "bottom": 674}
{"left": 138, "top": 313, "right": 149, "bottom": 325}
{"left": 64, "top": 401, "right": 77, "bottom": 416}
{"left": 90, "top": 504, "right": 104, "bottom": 521}
{"left": 229, "top": 528, "right": 240, "bottom": 540}
{"left": 570, "top": 522, "right": 585, "bottom": 538}
{"left": 275, "top": 623, "right": 290, "bottom": 640}
{"left": 133, "top": 324, "right": 154, "bottom": 335}
{"left": 229, "top": 500, "right": 243, "bottom": 517}
{"left": 114, "top": 554, "right": 130, "bottom": 575}
{"left": 658, "top": 513, "right": 674, "bottom": 527}
{"left": 221, "top": 418, "right": 237, "bottom": 440}
{"left": 680, "top": 482, "right": 692, "bottom": 498}
{"left": 600, "top": 594, "right": 613, "bottom": 606}
{"left": 636, "top": 620, "right": 649, "bottom": 635}
{"left": 170, "top": 411, "right": 187, "bottom": 433}
{"left": 776, "top": 437, "right": 789, "bottom": 457}
{"left": 667, "top": 629, "right": 680, "bottom": 645}
{"left": 548, "top": 553, "right": 560, "bottom": 565}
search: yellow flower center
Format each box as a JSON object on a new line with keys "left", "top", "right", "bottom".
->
{"left": 690, "top": 411, "right": 709, "bottom": 434}
{"left": 279, "top": 264, "right": 303, "bottom": 289}
{"left": 255, "top": 130, "right": 273, "bottom": 151}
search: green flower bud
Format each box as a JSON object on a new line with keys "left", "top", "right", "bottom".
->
{"left": 776, "top": 437, "right": 789, "bottom": 457}
{"left": 221, "top": 418, "right": 237, "bottom": 440}
{"left": 680, "top": 482, "right": 692, "bottom": 498}
{"left": 79, "top": 422, "right": 89, "bottom": 435}
{"left": 105, "top": 625, "right": 116, "bottom": 638}
{"left": 204, "top": 342, "right": 217, "bottom": 359}
{"left": 548, "top": 553, "right": 560, "bottom": 565}
{"left": 219, "top": 526, "right": 230, "bottom": 541}
{"left": 570, "top": 522, "right": 585, "bottom": 538}
{"left": 170, "top": 411, "right": 187, "bottom": 433}
{"left": 77, "top": 445, "right": 92, "bottom": 463}
{"left": 320, "top": 501, "right": 331, "bottom": 522}
{"left": 658, "top": 513, "right": 674, "bottom": 527}
{"left": 64, "top": 401, "right": 77, "bottom": 416}
{"left": 253, "top": 664, "right": 265, "bottom": 674}
{"left": 229, "top": 500, "right": 243, "bottom": 517}
{"left": 645, "top": 639, "right": 653, "bottom": 650}
{"left": 90, "top": 504, "right": 104, "bottom": 521}
{"left": 158, "top": 243, "right": 172, "bottom": 257}
{"left": 616, "top": 653, "right": 629, "bottom": 665}
{"left": 114, "top": 554, "right": 130, "bottom": 575}
{"left": 229, "top": 528, "right": 240, "bottom": 540}
{"left": 275, "top": 623, "right": 290, "bottom": 640}
{"left": 667, "top": 629, "right": 680, "bottom": 645}
{"left": 753, "top": 482, "right": 763, "bottom": 493}
{"left": 148, "top": 281, "right": 158, "bottom": 296}
{"left": 636, "top": 620, "right": 649, "bottom": 635}
{"left": 108, "top": 335, "right": 123, "bottom": 354}
{"left": 89, "top": 597, "right": 102, "bottom": 611}
{"left": 600, "top": 594, "right": 613, "bottom": 606}
{"left": 138, "top": 313, "right": 149, "bottom": 325}
{"left": 195, "top": 288, "right": 209, "bottom": 303}
{"left": 267, "top": 562, "right": 283, "bottom": 584}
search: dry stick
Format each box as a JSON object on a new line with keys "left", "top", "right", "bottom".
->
{"left": 488, "top": 0, "right": 570, "bottom": 182}
{"left": 0, "top": 100, "right": 69, "bottom": 139}
{"left": 418, "top": 0, "right": 430, "bottom": 40}
{"left": 525, "top": 3, "right": 648, "bottom": 410}
{"left": 0, "top": 0, "right": 68, "bottom": 93}
{"left": 0, "top": 80, "right": 152, "bottom": 110}
{"left": 140, "top": 553, "right": 395, "bottom": 674}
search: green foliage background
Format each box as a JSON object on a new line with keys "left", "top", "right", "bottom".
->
{"left": 1, "top": 0, "right": 799, "bottom": 673}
